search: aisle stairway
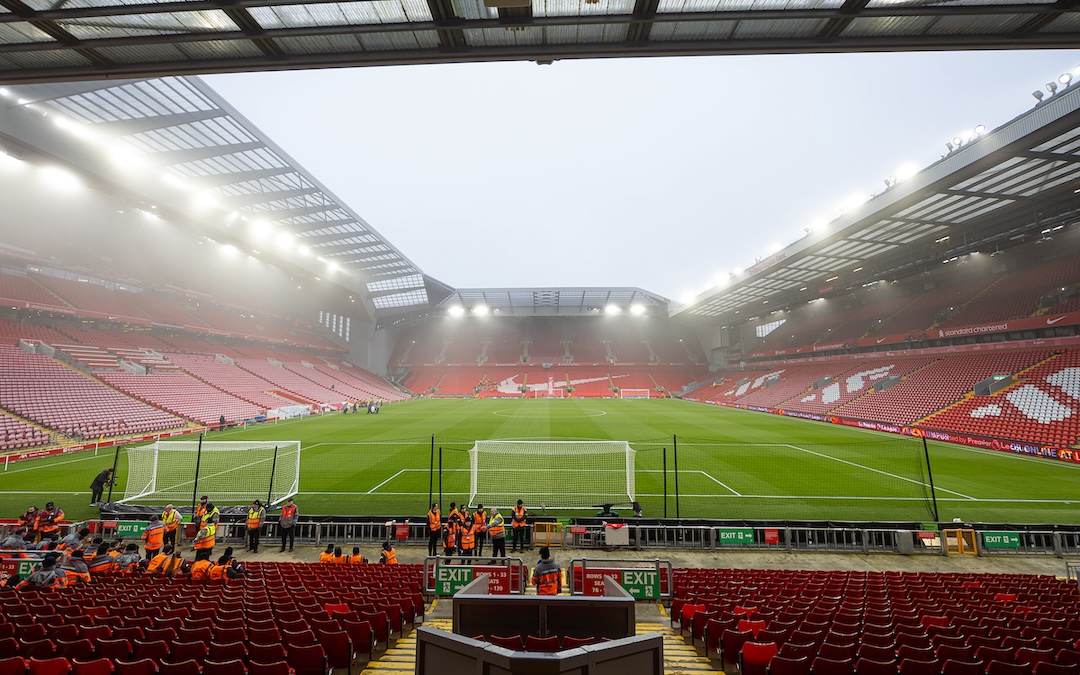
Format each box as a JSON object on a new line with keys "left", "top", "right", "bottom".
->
{"left": 358, "top": 610, "right": 719, "bottom": 674}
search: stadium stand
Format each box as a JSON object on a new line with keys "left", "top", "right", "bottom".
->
{"left": 164, "top": 353, "right": 290, "bottom": 410}
{"left": 98, "top": 371, "right": 265, "bottom": 427}
{"left": 939, "top": 256, "right": 1080, "bottom": 329}
{"left": 0, "top": 319, "right": 72, "bottom": 346}
{"left": 29, "top": 274, "right": 151, "bottom": 322}
{"left": 672, "top": 567, "right": 1080, "bottom": 669}
{"left": 0, "top": 415, "right": 50, "bottom": 450}
{"left": 920, "top": 350, "right": 1080, "bottom": 447}
{"left": 0, "top": 345, "right": 186, "bottom": 439}
{"left": 234, "top": 358, "right": 341, "bottom": 405}
{"left": 0, "top": 272, "right": 69, "bottom": 307}
{"left": 834, "top": 351, "right": 1053, "bottom": 425}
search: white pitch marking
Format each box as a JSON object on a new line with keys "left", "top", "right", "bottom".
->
{"left": 695, "top": 470, "right": 742, "bottom": 496}
{"left": 367, "top": 469, "right": 408, "bottom": 494}
{"left": 784, "top": 443, "right": 976, "bottom": 500}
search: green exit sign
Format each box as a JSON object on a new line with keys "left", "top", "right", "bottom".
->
{"left": 435, "top": 564, "right": 474, "bottom": 595}
{"left": 982, "top": 532, "right": 1021, "bottom": 549}
{"left": 715, "top": 528, "right": 754, "bottom": 544}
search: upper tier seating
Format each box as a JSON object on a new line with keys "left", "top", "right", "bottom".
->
{"left": 235, "top": 358, "right": 341, "bottom": 404}
{"left": 30, "top": 274, "right": 150, "bottom": 321}
{"left": 98, "top": 371, "right": 265, "bottom": 426}
{"left": 0, "top": 273, "right": 68, "bottom": 307}
{"left": 0, "top": 345, "right": 185, "bottom": 439}
{"left": 940, "top": 256, "right": 1080, "bottom": 328}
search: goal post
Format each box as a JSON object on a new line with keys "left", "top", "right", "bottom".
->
{"left": 469, "top": 440, "right": 634, "bottom": 509}
{"left": 531, "top": 390, "right": 564, "bottom": 398}
{"left": 619, "top": 388, "right": 651, "bottom": 399}
{"left": 120, "top": 440, "right": 301, "bottom": 505}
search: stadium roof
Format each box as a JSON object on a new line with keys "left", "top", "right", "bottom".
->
{"left": 438, "top": 287, "right": 667, "bottom": 315}
{"left": 0, "top": 76, "right": 434, "bottom": 312}
{"left": 673, "top": 80, "right": 1080, "bottom": 321}
{"left": 1, "top": 0, "right": 1080, "bottom": 84}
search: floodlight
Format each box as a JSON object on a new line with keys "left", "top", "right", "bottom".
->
{"left": 220, "top": 244, "right": 238, "bottom": 258}
{"left": 448, "top": 306, "right": 465, "bottom": 317}
{"left": 630, "top": 304, "right": 646, "bottom": 316}
{"left": 604, "top": 304, "right": 622, "bottom": 315}
{"left": 895, "top": 163, "right": 918, "bottom": 181}
{"left": 39, "top": 165, "right": 81, "bottom": 192}
{"left": 974, "top": 124, "right": 987, "bottom": 135}
{"left": 0, "top": 88, "right": 8, "bottom": 97}
{"left": 1033, "top": 90, "right": 1045, "bottom": 102}
{"left": 108, "top": 147, "right": 144, "bottom": 170}
{"left": 1046, "top": 82, "right": 1058, "bottom": 95}
{"left": 473, "top": 305, "right": 489, "bottom": 316}
{"left": 249, "top": 219, "right": 271, "bottom": 239}
{"left": 680, "top": 293, "right": 695, "bottom": 305}
{"left": 275, "top": 232, "right": 294, "bottom": 250}
{"left": 297, "top": 245, "right": 311, "bottom": 257}
{"left": 952, "top": 136, "right": 963, "bottom": 147}
{"left": 326, "top": 261, "right": 340, "bottom": 273}
{"left": 1061, "top": 73, "right": 1073, "bottom": 86}
{"left": 945, "top": 141, "right": 954, "bottom": 153}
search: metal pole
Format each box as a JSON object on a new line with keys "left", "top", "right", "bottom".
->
{"left": 429, "top": 435, "right": 435, "bottom": 509}
{"left": 673, "top": 434, "right": 680, "bottom": 519}
{"left": 106, "top": 444, "right": 121, "bottom": 503}
{"left": 191, "top": 433, "right": 203, "bottom": 518}
{"left": 267, "top": 445, "right": 279, "bottom": 505}
{"left": 923, "top": 436, "right": 939, "bottom": 521}
{"left": 438, "top": 447, "right": 443, "bottom": 511}
{"left": 662, "top": 448, "right": 668, "bottom": 519}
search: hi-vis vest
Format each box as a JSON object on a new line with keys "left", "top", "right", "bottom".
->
{"left": 142, "top": 522, "right": 165, "bottom": 551}
{"left": 247, "top": 507, "right": 265, "bottom": 529}
{"left": 512, "top": 505, "right": 527, "bottom": 527}
{"left": 460, "top": 527, "right": 475, "bottom": 550}
{"left": 427, "top": 508, "right": 440, "bottom": 532}
{"left": 487, "top": 512, "right": 505, "bottom": 537}
{"left": 161, "top": 509, "right": 180, "bottom": 533}
{"left": 194, "top": 524, "right": 217, "bottom": 550}
{"left": 473, "top": 509, "right": 487, "bottom": 531}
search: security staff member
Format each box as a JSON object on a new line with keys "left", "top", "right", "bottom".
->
{"left": 379, "top": 541, "right": 398, "bottom": 564}
{"left": 193, "top": 520, "right": 217, "bottom": 558}
{"left": 511, "top": 500, "right": 528, "bottom": 552}
{"left": 473, "top": 505, "right": 488, "bottom": 557}
{"left": 531, "top": 547, "right": 561, "bottom": 595}
{"left": 426, "top": 503, "right": 441, "bottom": 556}
{"left": 161, "top": 505, "right": 181, "bottom": 549}
{"left": 247, "top": 500, "right": 266, "bottom": 553}
{"left": 486, "top": 507, "right": 506, "bottom": 560}
{"left": 141, "top": 515, "right": 166, "bottom": 561}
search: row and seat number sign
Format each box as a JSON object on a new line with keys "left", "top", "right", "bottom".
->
{"left": 581, "top": 568, "right": 661, "bottom": 599}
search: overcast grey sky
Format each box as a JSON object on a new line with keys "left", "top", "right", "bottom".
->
{"left": 206, "top": 50, "right": 1080, "bottom": 302}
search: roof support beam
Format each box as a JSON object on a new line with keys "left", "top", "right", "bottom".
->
{"left": 150, "top": 141, "right": 265, "bottom": 165}
{"left": 195, "top": 166, "right": 298, "bottom": 187}
{"left": 223, "top": 187, "right": 322, "bottom": 207}
{"left": 98, "top": 109, "right": 229, "bottom": 136}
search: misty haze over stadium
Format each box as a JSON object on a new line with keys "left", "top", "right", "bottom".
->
{"left": 203, "top": 50, "right": 1080, "bottom": 302}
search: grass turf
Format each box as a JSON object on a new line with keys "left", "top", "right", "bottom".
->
{"left": 2, "top": 398, "right": 1078, "bottom": 524}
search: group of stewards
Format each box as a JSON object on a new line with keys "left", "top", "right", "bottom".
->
{"left": 426, "top": 500, "right": 529, "bottom": 562}
{"left": 317, "top": 541, "right": 398, "bottom": 564}
{"left": 16, "top": 502, "right": 65, "bottom": 544}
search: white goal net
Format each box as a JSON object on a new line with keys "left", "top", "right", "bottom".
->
{"left": 121, "top": 440, "right": 301, "bottom": 505}
{"left": 469, "top": 440, "right": 634, "bottom": 509}
{"left": 531, "top": 390, "right": 564, "bottom": 398}
{"left": 619, "top": 389, "right": 651, "bottom": 399}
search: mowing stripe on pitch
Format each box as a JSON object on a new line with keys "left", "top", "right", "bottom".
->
{"left": 784, "top": 443, "right": 975, "bottom": 500}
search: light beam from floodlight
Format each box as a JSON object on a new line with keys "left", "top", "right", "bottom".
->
{"left": 473, "top": 305, "right": 489, "bottom": 316}
{"left": 605, "top": 305, "right": 622, "bottom": 315}
{"left": 448, "top": 306, "right": 465, "bottom": 317}
{"left": 630, "top": 304, "right": 646, "bottom": 316}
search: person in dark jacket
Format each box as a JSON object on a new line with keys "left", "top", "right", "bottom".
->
{"left": 89, "top": 468, "right": 114, "bottom": 505}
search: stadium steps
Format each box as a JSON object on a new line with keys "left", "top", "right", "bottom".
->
{"left": 928, "top": 275, "right": 1006, "bottom": 330}
{"left": 357, "top": 617, "right": 718, "bottom": 674}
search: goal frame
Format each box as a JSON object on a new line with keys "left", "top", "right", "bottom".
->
{"left": 120, "top": 440, "right": 301, "bottom": 506}
{"left": 619, "top": 388, "right": 651, "bottom": 399}
{"left": 468, "top": 439, "right": 635, "bottom": 510}
{"left": 531, "top": 390, "right": 565, "bottom": 398}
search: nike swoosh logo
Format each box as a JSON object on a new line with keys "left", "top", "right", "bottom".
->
{"left": 1047, "top": 317, "right": 1065, "bottom": 325}
{"left": 876, "top": 338, "right": 885, "bottom": 343}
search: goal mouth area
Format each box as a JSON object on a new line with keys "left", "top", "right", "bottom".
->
{"left": 469, "top": 439, "right": 635, "bottom": 510}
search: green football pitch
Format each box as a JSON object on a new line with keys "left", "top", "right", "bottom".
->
{"left": 3, "top": 398, "right": 1079, "bottom": 524}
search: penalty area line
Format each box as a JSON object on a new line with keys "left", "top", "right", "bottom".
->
{"left": 784, "top": 443, "right": 976, "bottom": 501}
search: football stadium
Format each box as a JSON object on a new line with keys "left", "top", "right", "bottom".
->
{"left": 3, "top": 11, "right": 1080, "bottom": 674}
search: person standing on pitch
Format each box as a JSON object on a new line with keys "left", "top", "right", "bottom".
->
{"left": 247, "top": 499, "right": 265, "bottom": 553}
{"left": 511, "top": 499, "right": 528, "bottom": 552}
{"left": 279, "top": 497, "right": 298, "bottom": 552}
{"left": 426, "top": 503, "right": 441, "bottom": 556}
{"left": 89, "top": 467, "right": 114, "bottom": 505}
